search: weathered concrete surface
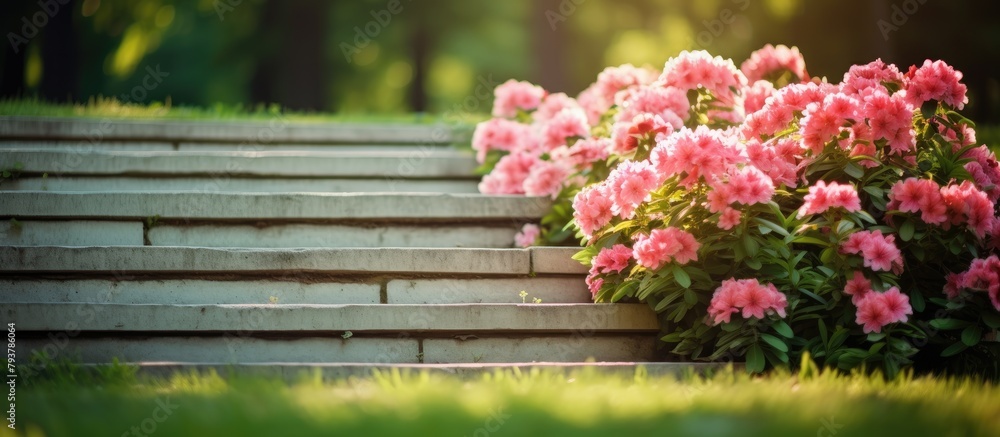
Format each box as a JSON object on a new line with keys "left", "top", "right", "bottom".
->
{"left": 5, "top": 303, "right": 659, "bottom": 332}
{"left": 422, "top": 336, "right": 657, "bottom": 363}
{"left": 0, "top": 220, "right": 142, "bottom": 246}
{"left": 0, "top": 150, "right": 477, "bottom": 177}
{"left": 2, "top": 176, "right": 479, "bottom": 193}
{"left": 0, "top": 192, "right": 549, "bottom": 220}
{"left": 531, "top": 247, "right": 589, "bottom": 274}
{"left": 386, "top": 278, "right": 589, "bottom": 304}
{"left": 0, "top": 116, "right": 460, "bottom": 144}
{"left": 0, "top": 279, "right": 380, "bottom": 305}
{"left": 148, "top": 224, "right": 517, "bottom": 248}
{"left": 0, "top": 246, "right": 531, "bottom": 274}
{"left": 20, "top": 337, "right": 421, "bottom": 364}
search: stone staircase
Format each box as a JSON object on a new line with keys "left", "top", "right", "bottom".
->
{"left": 0, "top": 116, "right": 707, "bottom": 376}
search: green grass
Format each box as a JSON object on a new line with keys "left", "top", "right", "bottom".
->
{"left": 0, "top": 97, "right": 486, "bottom": 126}
{"left": 7, "top": 362, "right": 999, "bottom": 437}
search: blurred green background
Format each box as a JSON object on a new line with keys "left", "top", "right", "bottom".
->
{"left": 2, "top": 0, "right": 999, "bottom": 122}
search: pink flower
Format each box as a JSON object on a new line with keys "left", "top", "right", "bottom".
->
{"left": 611, "top": 113, "right": 673, "bottom": 155}
{"left": 855, "top": 294, "right": 892, "bottom": 334}
{"left": 708, "top": 279, "right": 787, "bottom": 325}
{"left": 843, "top": 271, "right": 872, "bottom": 306}
{"left": 841, "top": 59, "right": 904, "bottom": 95}
{"left": 632, "top": 227, "right": 700, "bottom": 270}
{"left": 522, "top": 160, "right": 570, "bottom": 198}
{"left": 745, "top": 137, "right": 803, "bottom": 188}
{"left": 888, "top": 178, "right": 946, "bottom": 224}
{"left": 855, "top": 287, "right": 912, "bottom": 333}
{"left": 743, "top": 80, "right": 776, "bottom": 114}
{"left": 659, "top": 50, "right": 748, "bottom": 111}
{"left": 591, "top": 244, "right": 633, "bottom": 274}
{"left": 706, "top": 166, "right": 776, "bottom": 212}
{"left": 615, "top": 86, "right": 689, "bottom": 128}
{"left": 606, "top": 160, "right": 661, "bottom": 219}
{"left": 797, "top": 181, "right": 862, "bottom": 218}
{"left": 492, "top": 79, "right": 546, "bottom": 118}
{"left": 586, "top": 275, "right": 604, "bottom": 299}
{"left": 740, "top": 44, "right": 809, "bottom": 84}
{"left": 541, "top": 108, "right": 590, "bottom": 151}
{"left": 471, "top": 118, "right": 532, "bottom": 163}
{"left": 862, "top": 90, "right": 916, "bottom": 156}
{"left": 952, "top": 256, "right": 1000, "bottom": 310}
{"left": 578, "top": 64, "right": 658, "bottom": 124}
{"left": 651, "top": 126, "right": 746, "bottom": 188}
{"left": 903, "top": 60, "right": 968, "bottom": 110}
{"left": 718, "top": 207, "right": 741, "bottom": 230}
{"left": 533, "top": 92, "right": 583, "bottom": 123}
{"left": 939, "top": 181, "right": 996, "bottom": 238}
{"left": 559, "top": 137, "right": 612, "bottom": 170}
{"left": 478, "top": 152, "right": 540, "bottom": 195}
{"left": 841, "top": 230, "right": 904, "bottom": 273}
{"left": 573, "top": 184, "right": 614, "bottom": 240}
{"left": 514, "top": 224, "right": 540, "bottom": 248}
{"left": 742, "top": 82, "right": 835, "bottom": 140}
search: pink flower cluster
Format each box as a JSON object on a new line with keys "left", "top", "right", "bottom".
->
{"left": 740, "top": 44, "right": 809, "bottom": 83}
{"left": 578, "top": 64, "right": 658, "bottom": 124}
{"left": 478, "top": 152, "right": 539, "bottom": 195}
{"left": 605, "top": 160, "right": 662, "bottom": 219}
{"left": 706, "top": 166, "right": 776, "bottom": 213}
{"left": 888, "top": 178, "right": 996, "bottom": 238}
{"left": 614, "top": 86, "right": 688, "bottom": 129}
{"left": 841, "top": 230, "right": 904, "bottom": 273}
{"left": 472, "top": 118, "right": 532, "bottom": 163}
{"left": 945, "top": 255, "right": 1000, "bottom": 310}
{"left": 573, "top": 184, "right": 614, "bottom": 240}
{"left": 903, "top": 59, "right": 968, "bottom": 110}
{"left": 797, "top": 181, "right": 861, "bottom": 218}
{"left": 523, "top": 160, "right": 571, "bottom": 198}
{"left": 541, "top": 108, "right": 590, "bottom": 151}
{"left": 632, "top": 227, "right": 700, "bottom": 270}
{"left": 841, "top": 59, "right": 904, "bottom": 95}
{"left": 708, "top": 279, "right": 788, "bottom": 325}
{"left": 514, "top": 224, "right": 541, "bottom": 248}
{"left": 492, "top": 79, "right": 546, "bottom": 118}
{"left": 651, "top": 126, "right": 745, "bottom": 188}
{"left": 611, "top": 113, "right": 673, "bottom": 155}
{"left": 659, "top": 50, "right": 748, "bottom": 111}
{"left": 854, "top": 287, "right": 912, "bottom": 334}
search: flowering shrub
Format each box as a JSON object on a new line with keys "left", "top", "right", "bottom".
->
{"left": 473, "top": 45, "right": 1000, "bottom": 377}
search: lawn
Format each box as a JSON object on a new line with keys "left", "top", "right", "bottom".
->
{"left": 5, "top": 362, "right": 999, "bottom": 437}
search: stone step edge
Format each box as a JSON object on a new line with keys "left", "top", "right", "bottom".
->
{"left": 77, "top": 362, "right": 738, "bottom": 379}
{"left": 0, "top": 246, "right": 588, "bottom": 275}
{"left": 0, "top": 116, "right": 464, "bottom": 144}
{"left": 0, "top": 192, "right": 551, "bottom": 221}
{"left": 5, "top": 302, "right": 658, "bottom": 332}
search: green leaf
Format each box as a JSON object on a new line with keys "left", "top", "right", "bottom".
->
{"left": 744, "top": 258, "right": 762, "bottom": 270}
{"left": 772, "top": 320, "right": 793, "bottom": 338}
{"left": 742, "top": 236, "right": 759, "bottom": 257}
{"left": 867, "top": 333, "right": 886, "bottom": 342}
{"left": 672, "top": 265, "right": 691, "bottom": 288}
{"left": 982, "top": 312, "right": 1000, "bottom": 329}
{"left": 929, "top": 318, "right": 971, "bottom": 330}
{"left": 862, "top": 186, "right": 883, "bottom": 199}
{"left": 940, "top": 342, "right": 968, "bottom": 357}
{"left": 760, "top": 333, "right": 789, "bottom": 353}
{"left": 844, "top": 162, "right": 865, "bottom": 179}
{"left": 654, "top": 292, "right": 683, "bottom": 312}
{"left": 899, "top": 220, "right": 915, "bottom": 242}
{"left": 745, "top": 344, "right": 765, "bottom": 373}
{"left": 752, "top": 218, "right": 790, "bottom": 237}
{"left": 909, "top": 289, "right": 925, "bottom": 312}
{"left": 792, "top": 236, "right": 829, "bottom": 247}
{"left": 961, "top": 325, "right": 982, "bottom": 347}
{"left": 683, "top": 288, "right": 697, "bottom": 306}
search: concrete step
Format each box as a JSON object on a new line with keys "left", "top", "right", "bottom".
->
{"left": 0, "top": 149, "right": 478, "bottom": 178}
{"left": 0, "top": 277, "right": 589, "bottom": 305}
{"left": 112, "top": 362, "right": 733, "bottom": 380}
{"left": 0, "top": 192, "right": 548, "bottom": 220}
{"left": 0, "top": 116, "right": 460, "bottom": 144}
{"left": 0, "top": 140, "right": 458, "bottom": 152}
{"left": 0, "top": 176, "right": 479, "bottom": 193}
{"left": 5, "top": 303, "right": 657, "bottom": 333}
{"left": 0, "top": 220, "right": 518, "bottom": 248}
{"left": 18, "top": 335, "right": 659, "bottom": 365}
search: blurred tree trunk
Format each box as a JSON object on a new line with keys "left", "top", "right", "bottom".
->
{"left": 532, "top": 0, "right": 569, "bottom": 92}
{"left": 250, "top": 0, "right": 328, "bottom": 111}
{"left": 40, "top": 0, "right": 78, "bottom": 101}
{"left": 408, "top": 13, "right": 429, "bottom": 112}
